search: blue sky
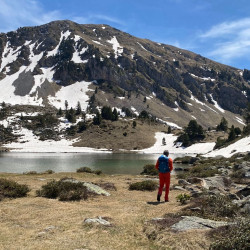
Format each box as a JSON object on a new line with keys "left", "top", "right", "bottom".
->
{"left": 1, "top": 0, "right": 250, "bottom": 69}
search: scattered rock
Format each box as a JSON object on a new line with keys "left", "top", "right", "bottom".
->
{"left": 170, "top": 216, "right": 231, "bottom": 231}
{"left": 178, "top": 179, "right": 191, "bottom": 186}
{"left": 84, "top": 216, "right": 111, "bottom": 226}
{"left": 187, "top": 177, "right": 203, "bottom": 184}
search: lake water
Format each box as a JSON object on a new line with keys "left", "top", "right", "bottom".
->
{"left": 0, "top": 152, "right": 190, "bottom": 175}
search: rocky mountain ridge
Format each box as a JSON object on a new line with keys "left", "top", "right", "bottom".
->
{"left": 0, "top": 20, "right": 249, "bottom": 128}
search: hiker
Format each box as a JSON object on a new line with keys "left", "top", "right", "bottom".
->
{"left": 155, "top": 150, "right": 173, "bottom": 202}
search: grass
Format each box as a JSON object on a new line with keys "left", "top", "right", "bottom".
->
{"left": 1, "top": 172, "right": 208, "bottom": 250}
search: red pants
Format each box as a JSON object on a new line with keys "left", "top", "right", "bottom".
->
{"left": 158, "top": 172, "right": 171, "bottom": 200}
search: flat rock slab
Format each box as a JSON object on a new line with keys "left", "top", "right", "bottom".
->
{"left": 84, "top": 216, "right": 111, "bottom": 226}
{"left": 62, "top": 178, "right": 110, "bottom": 196}
{"left": 171, "top": 216, "right": 230, "bottom": 231}
{"left": 83, "top": 182, "right": 111, "bottom": 196}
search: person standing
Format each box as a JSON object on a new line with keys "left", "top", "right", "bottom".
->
{"left": 155, "top": 150, "right": 173, "bottom": 202}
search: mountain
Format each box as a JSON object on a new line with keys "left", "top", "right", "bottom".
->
{"left": 0, "top": 20, "right": 249, "bottom": 128}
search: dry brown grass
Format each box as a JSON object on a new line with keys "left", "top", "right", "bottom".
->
{"left": 73, "top": 119, "right": 167, "bottom": 151}
{"left": 0, "top": 172, "right": 212, "bottom": 250}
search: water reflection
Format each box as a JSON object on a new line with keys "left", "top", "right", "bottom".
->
{"left": 0, "top": 152, "right": 190, "bottom": 175}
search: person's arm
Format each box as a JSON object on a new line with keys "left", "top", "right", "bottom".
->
{"left": 169, "top": 158, "right": 173, "bottom": 172}
{"left": 155, "top": 159, "right": 159, "bottom": 170}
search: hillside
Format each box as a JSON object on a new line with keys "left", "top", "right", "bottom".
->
{"left": 0, "top": 20, "right": 249, "bottom": 131}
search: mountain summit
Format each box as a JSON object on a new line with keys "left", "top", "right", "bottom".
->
{"left": 0, "top": 20, "right": 249, "bottom": 128}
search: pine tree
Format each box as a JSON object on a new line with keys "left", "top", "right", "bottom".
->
{"left": 112, "top": 108, "right": 118, "bottom": 121}
{"left": 93, "top": 110, "right": 102, "bottom": 125}
{"left": 168, "top": 126, "right": 172, "bottom": 134}
{"left": 228, "top": 125, "right": 236, "bottom": 141}
{"left": 75, "top": 101, "right": 82, "bottom": 116}
{"left": 57, "top": 108, "right": 63, "bottom": 116}
{"left": 65, "top": 100, "right": 68, "bottom": 111}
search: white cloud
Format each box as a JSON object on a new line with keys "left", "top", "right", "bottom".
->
{"left": 0, "top": 0, "right": 61, "bottom": 32}
{"left": 200, "top": 17, "right": 250, "bottom": 64}
{"left": 72, "top": 14, "right": 124, "bottom": 26}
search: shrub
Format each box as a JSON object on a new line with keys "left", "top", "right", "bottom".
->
{"left": 23, "top": 171, "right": 38, "bottom": 175}
{"left": 0, "top": 178, "right": 30, "bottom": 198}
{"left": 209, "top": 220, "right": 250, "bottom": 250}
{"left": 129, "top": 180, "right": 158, "bottom": 191}
{"left": 36, "top": 179, "right": 87, "bottom": 201}
{"left": 140, "top": 164, "right": 158, "bottom": 176}
{"left": 184, "top": 193, "right": 239, "bottom": 220}
{"left": 76, "top": 167, "right": 102, "bottom": 175}
{"left": 77, "top": 167, "right": 93, "bottom": 173}
{"left": 176, "top": 193, "right": 191, "bottom": 204}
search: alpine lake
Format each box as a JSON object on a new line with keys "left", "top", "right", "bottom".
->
{"left": 0, "top": 152, "right": 191, "bottom": 175}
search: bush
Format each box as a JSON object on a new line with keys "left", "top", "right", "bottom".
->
{"left": 77, "top": 167, "right": 93, "bottom": 173}
{"left": 176, "top": 193, "right": 191, "bottom": 204}
{"left": 36, "top": 179, "right": 88, "bottom": 201}
{"left": 184, "top": 193, "right": 239, "bottom": 220}
{"left": 129, "top": 180, "right": 158, "bottom": 191}
{"left": 209, "top": 220, "right": 250, "bottom": 250}
{"left": 140, "top": 164, "right": 158, "bottom": 176}
{"left": 0, "top": 178, "right": 30, "bottom": 199}
{"left": 76, "top": 167, "right": 102, "bottom": 175}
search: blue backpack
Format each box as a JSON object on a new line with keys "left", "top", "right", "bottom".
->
{"left": 158, "top": 155, "right": 170, "bottom": 173}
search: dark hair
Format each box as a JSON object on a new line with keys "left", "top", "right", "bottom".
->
{"left": 163, "top": 150, "right": 169, "bottom": 156}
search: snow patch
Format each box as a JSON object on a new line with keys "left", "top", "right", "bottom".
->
{"left": 137, "top": 42, "right": 148, "bottom": 52}
{"left": 205, "top": 136, "right": 250, "bottom": 158}
{"left": 48, "top": 81, "right": 92, "bottom": 111}
{"left": 235, "top": 116, "right": 246, "bottom": 125}
{"left": 0, "top": 42, "right": 22, "bottom": 72}
{"left": 47, "top": 30, "right": 71, "bottom": 57}
{"left": 209, "top": 94, "right": 225, "bottom": 113}
{"left": 107, "top": 36, "right": 123, "bottom": 58}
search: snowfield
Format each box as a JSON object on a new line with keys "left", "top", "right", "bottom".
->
{"left": 4, "top": 127, "right": 110, "bottom": 153}
{"left": 136, "top": 132, "right": 250, "bottom": 158}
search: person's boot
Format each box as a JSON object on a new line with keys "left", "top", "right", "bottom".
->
{"left": 157, "top": 194, "right": 161, "bottom": 202}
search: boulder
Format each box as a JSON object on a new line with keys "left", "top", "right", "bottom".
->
{"left": 178, "top": 179, "right": 191, "bottom": 186}
{"left": 171, "top": 216, "right": 231, "bottom": 231}
{"left": 202, "top": 176, "right": 228, "bottom": 192}
{"left": 236, "top": 186, "right": 250, "bottom": 198}
{"left": 187, "top": 177, "right": 203, "bottom": 184}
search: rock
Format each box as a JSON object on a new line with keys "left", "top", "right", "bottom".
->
{"left": 178, "top": 179, "right": 191, "bottom": 186}
{"left": 187, "top": 177, "right": 203, "bottom": 184}
{"left": 236, "top": 186, "right": 250, "bottom": 198}
{"left": 170, "top": 216, "right": 231, "bottom": 231}
{"left": 84, "top": 216, "right": 111, "bottom": 226}
{"left": 190, "top": 207, "right": 201, "bottom": 211}
{"left": 202, "top": 176, "right": 228, "bottom": 192}
{"left": 173, "top": 186, "right": 186, "bottom": 191}
{"left": 62, "top": 178, "right": 111, "bottom": 196}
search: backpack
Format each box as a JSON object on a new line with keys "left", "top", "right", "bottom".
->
{"left": 158, "top": 155, "right": 170, "bottom": 173}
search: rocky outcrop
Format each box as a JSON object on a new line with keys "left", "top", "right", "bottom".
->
{"left": 170, "top": 216, "right": 232, "bottom": 231}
